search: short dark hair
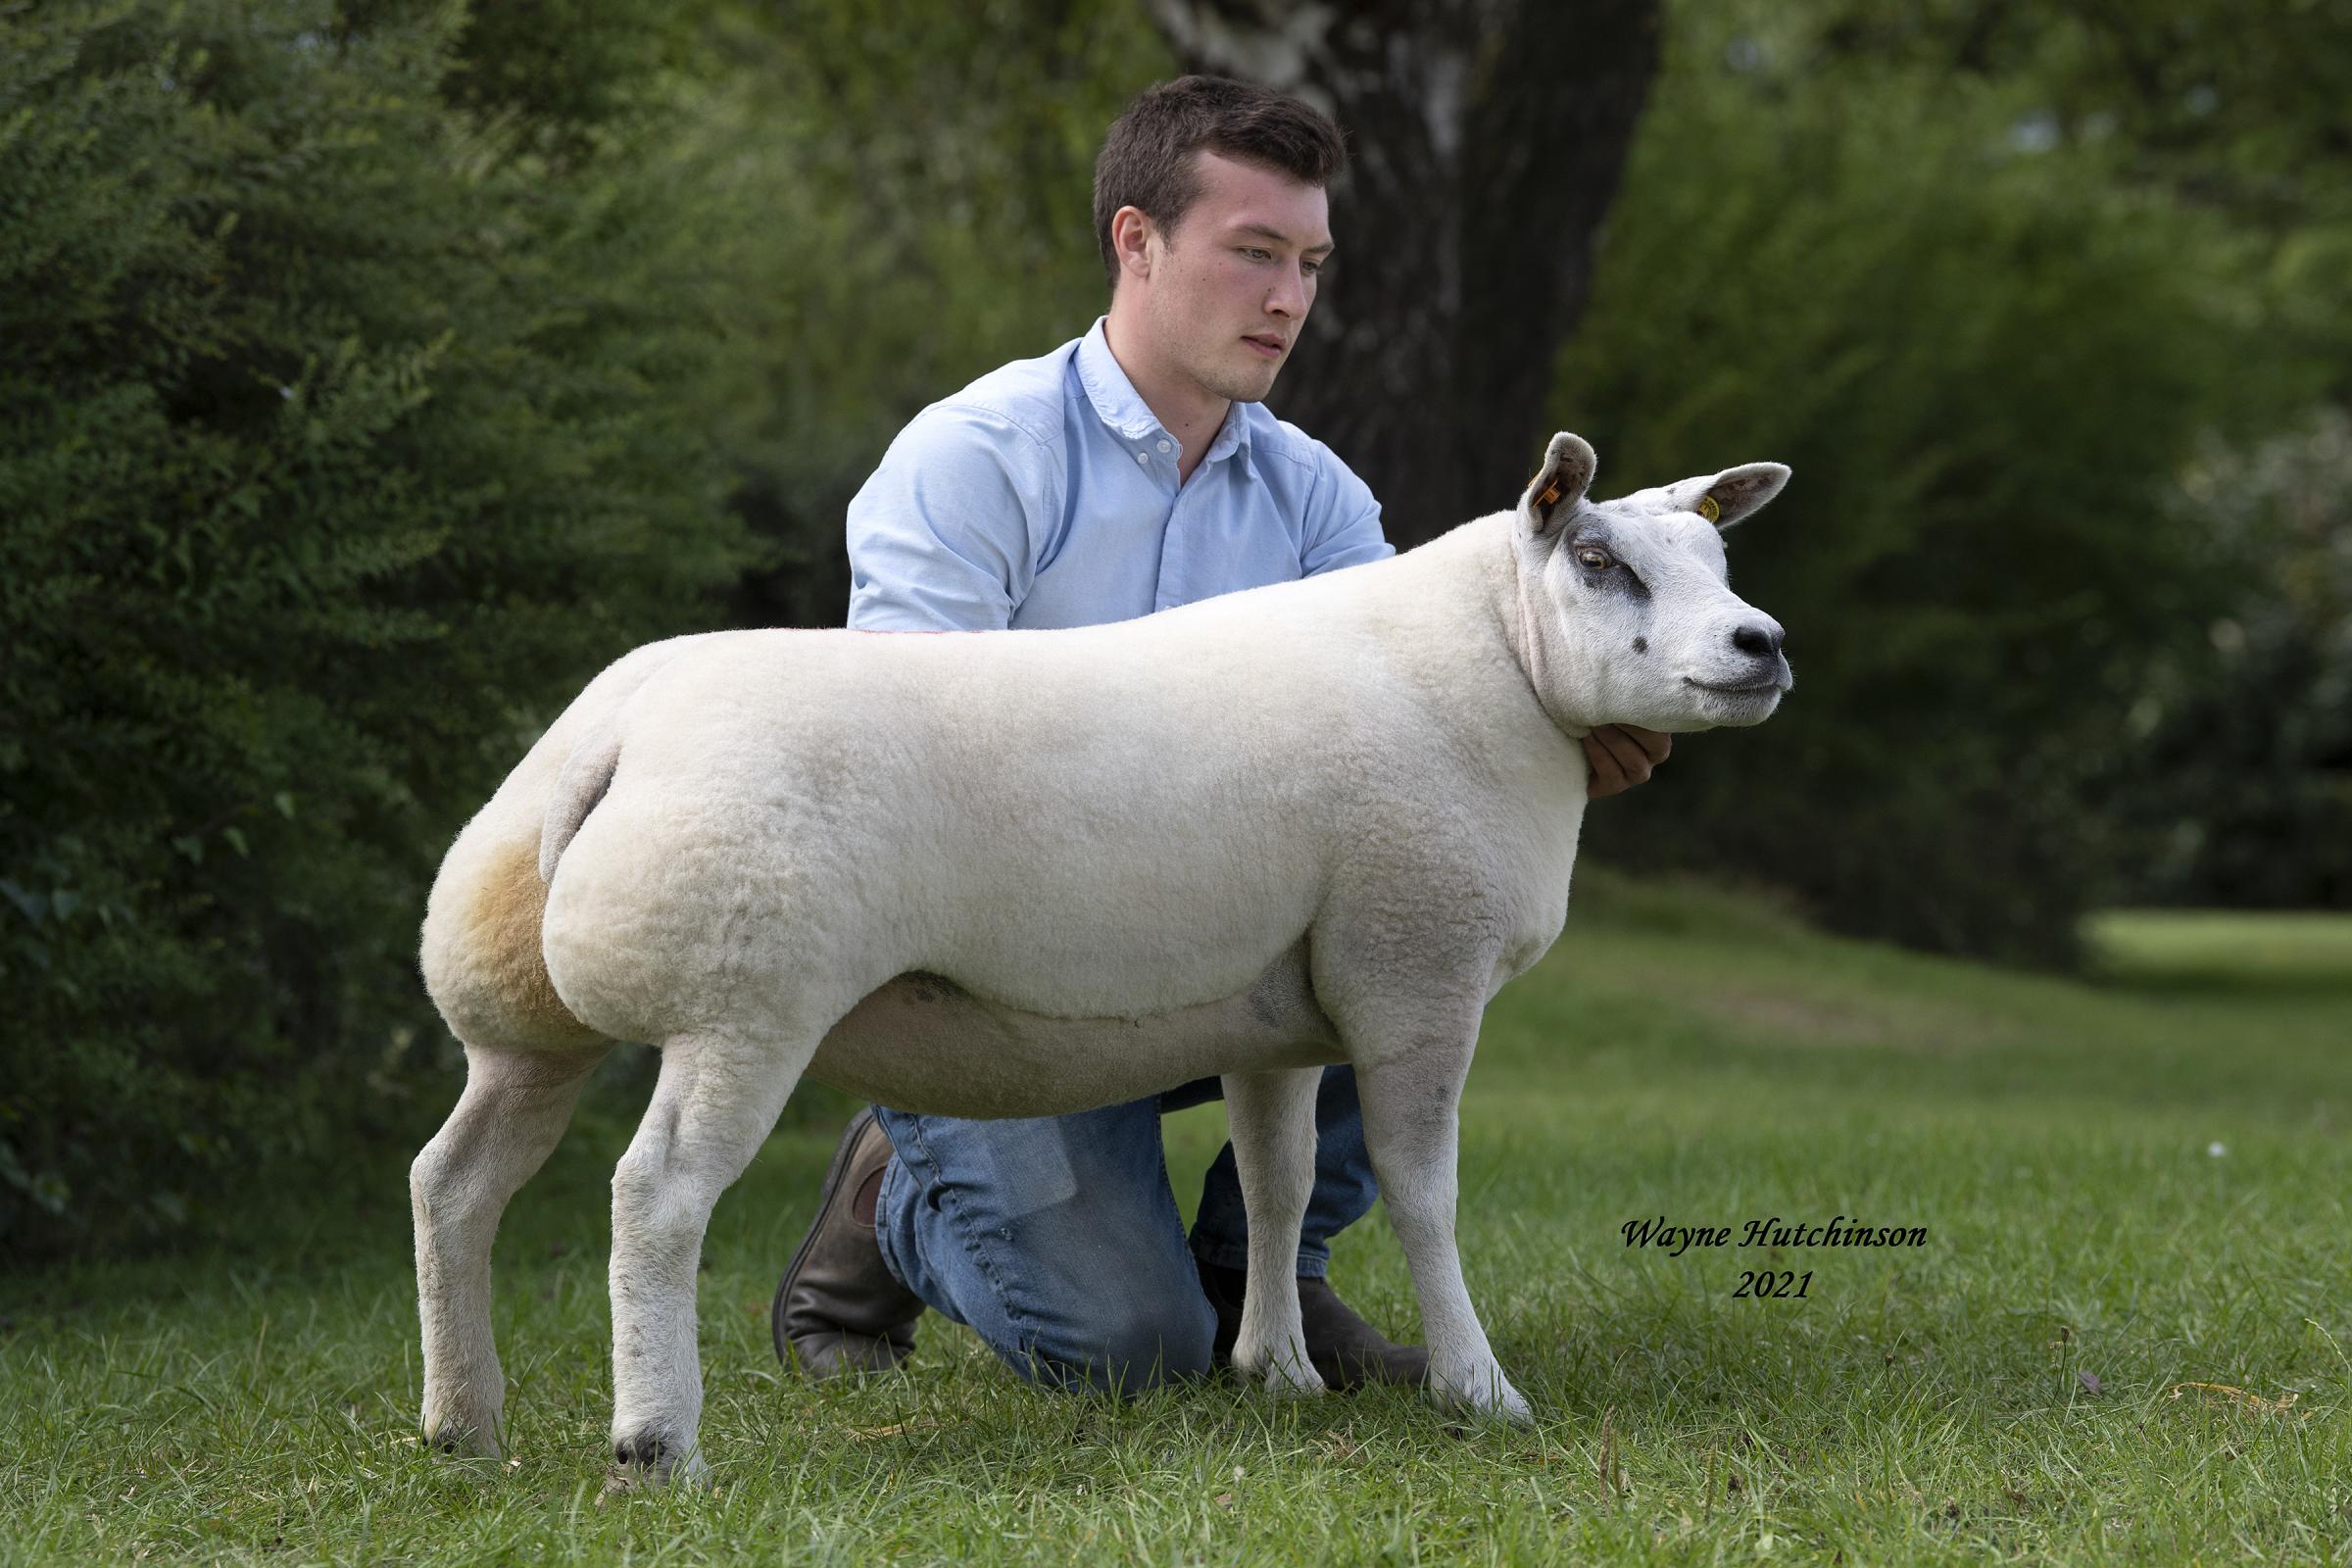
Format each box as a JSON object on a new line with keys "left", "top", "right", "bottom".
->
{"left": 1092, "top": 75, "right": 1347, "bottom": 289}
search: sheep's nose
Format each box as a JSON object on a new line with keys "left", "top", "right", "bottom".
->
{"left": 1730, "top": 622, "right": 1783, "bottom": 658}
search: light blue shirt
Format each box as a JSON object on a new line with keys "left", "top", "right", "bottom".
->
{"left": 846, "top": 318, "right": 1392, "bottom": 632}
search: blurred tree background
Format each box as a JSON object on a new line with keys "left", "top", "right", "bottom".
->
{"left": 3, "top": 0, "right": 2344, "bottom": 1258}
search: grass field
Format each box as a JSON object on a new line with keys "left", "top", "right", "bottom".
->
{"left": 7, "top": 877, "right": 2351, "bottom": 1565}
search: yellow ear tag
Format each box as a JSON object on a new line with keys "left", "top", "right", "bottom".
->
{"left": 1696, "top": 494, "right": 1722, "bottom": 523}
{"left": 1538, "top": 481, "right": 1562, "bottom": 508}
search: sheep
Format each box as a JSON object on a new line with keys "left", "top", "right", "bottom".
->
{"left": 412, "top": 431, "right": 1793, "bottom": 1488}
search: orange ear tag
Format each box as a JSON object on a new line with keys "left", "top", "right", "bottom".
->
{"left": 1537, "top": 481, "right": 1561, "bottom": 508}
{"left": 1696, "top": 494, "right": 1722, "bottom": 523}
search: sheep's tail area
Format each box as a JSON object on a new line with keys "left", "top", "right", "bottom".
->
{"left": 540, "top": 720, "right": 621, "bottom": 883}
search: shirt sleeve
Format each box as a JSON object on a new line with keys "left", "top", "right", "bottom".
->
{"left": 1299, "top": 439, "right": 1395, "bottom": 577}
{"left": 845, "top": 405, "right": 1061, "bottom": 632}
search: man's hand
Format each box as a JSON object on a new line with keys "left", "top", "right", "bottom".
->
{"left": 1582, "top": 725, "right": 1672, "bottom": 799}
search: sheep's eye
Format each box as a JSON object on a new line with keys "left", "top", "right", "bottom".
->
{"left": 1575, "top": 546, "right": 1615, "bottom": 571}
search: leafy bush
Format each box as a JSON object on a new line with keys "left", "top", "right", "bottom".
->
{"left": 2111, "top": 412, "right": 2352, "bottom": 907}
{"left": 1556, "top": 15, "right": 2306, "bottom": 961}
{"left": 0, "top": 0, "right": 755, "bottom": 1255}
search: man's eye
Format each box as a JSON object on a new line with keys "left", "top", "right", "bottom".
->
{"left": 1575, "top": 547, "right": 1615, "bottom": 571}
{"left": 1300, "top": 262, "right": 1321, "bottom": 277}
{"left": 1242, "top": 247, "right": 1272, "bottom": 262}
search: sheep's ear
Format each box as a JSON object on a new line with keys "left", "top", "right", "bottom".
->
{"left": 1668, "top": 463, "right": 1790, "bottom": 529}
{"left": 1519, "top": 431, "right": 1596, "bottom": 538}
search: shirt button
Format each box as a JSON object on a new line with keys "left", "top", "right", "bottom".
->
{"left": 1156, "top": 439, "right": 1172, "bottom": 453}
{"left": 1135, "top": 451, "right": 1150, "bottom": 466}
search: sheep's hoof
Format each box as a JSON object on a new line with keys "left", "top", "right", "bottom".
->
{"left": 603, "top": 1432, "right": 709, "bottom": 1495}
{"left": 1263, "top": 1363, "right": 1329, "bottom": 1398}
{"left": 1235, "top": 1335, "right": 1327, "bottom": 1397}
{"left": 422, "top": 1418, "right": 500, "bottom": 1460}
{"left": 1426, "top": 1362, "right": 1534, "bottom": 1428}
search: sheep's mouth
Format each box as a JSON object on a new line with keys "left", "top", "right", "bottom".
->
{"left": 1684, "top": 676, "right": 1785, "bottom": 697}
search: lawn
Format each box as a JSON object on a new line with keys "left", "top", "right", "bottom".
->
{"left": 7, "top": 876, "right": 2350, "bottom": 1565}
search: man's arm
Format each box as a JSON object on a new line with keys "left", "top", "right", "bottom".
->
{"left": 1298, "top": 445, "right": 1394, "bottom": 578}
{"left": 846, "top": 407, "right": 1061, "bottom": 633}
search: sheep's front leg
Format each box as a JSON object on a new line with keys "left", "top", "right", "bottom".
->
{"left": 606, "top": 1032, "right": 803, "bottom": 1491}
{"left": 1220, "top": 1067, "right": 1326, "bottom": 1396}
{"left": 1356, "top": 1044, "right": 1531, "bottom": 1425}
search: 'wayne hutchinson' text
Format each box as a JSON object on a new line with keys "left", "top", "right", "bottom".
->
{"left": 1621, "top": 1215, "right": 1929, "bottom": 1256}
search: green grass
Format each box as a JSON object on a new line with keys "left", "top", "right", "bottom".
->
{"left": 2086, "top": 907, "right": 2352, "bottom": 998}
{"left": 8, "top": 876, "right": 2352, "bottom": 1565}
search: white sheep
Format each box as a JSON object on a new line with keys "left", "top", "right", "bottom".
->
{"left": 413, "top": 432, "right": 1792, "bottom": 1488}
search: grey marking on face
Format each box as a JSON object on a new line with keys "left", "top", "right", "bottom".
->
{"left": 1569, "top": 521, "right": 1651, "bottom": 603}
{"left": 1632, "top": 636, "right": 1647, "bottom": 654}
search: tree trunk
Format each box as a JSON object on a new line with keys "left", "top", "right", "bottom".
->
{"left": 1144, "top": 0, "right": 1662, "bottom": 547}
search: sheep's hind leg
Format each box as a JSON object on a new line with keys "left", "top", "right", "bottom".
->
{"left": 605, "top": 1029, "right": 809, "bottom": 1492}
{"left": 1221, "top": 1067, "right": 1326, "bottom": 1396}
{"left": 412, "top": 1042, "right": 611, "bottom": 1457}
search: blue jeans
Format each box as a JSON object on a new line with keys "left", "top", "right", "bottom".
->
{"left": 871, "top": 1065, "right": 1377, "bottom": 1395}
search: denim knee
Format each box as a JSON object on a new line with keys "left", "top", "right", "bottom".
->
{"left": 1021, "top": 1285, "right": 1217, "bottom": 1396}
{"left": 872, "top": 1097, "right": 1224, "bottom": 1398}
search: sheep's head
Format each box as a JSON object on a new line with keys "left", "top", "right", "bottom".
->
{"left": 1510, "top": 431, "right": 1792, "bottom": 735}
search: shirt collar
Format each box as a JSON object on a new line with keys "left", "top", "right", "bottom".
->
{"left": 1074, "top": 317, "right": 1256, "bottom": 466}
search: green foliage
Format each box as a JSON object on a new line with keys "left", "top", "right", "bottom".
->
{"left": 1559, "top": 3, "right": 2325, "bottom": 960}
{"left": 1795, "top": 2, "right": 2352, "bottom": 421}
{"left": 0, "top": 0, "right": 756, "bottom": 1254}
{"left": 440, "top": 0, "right": 705, "bottom": 164}
{"left": 1806, "top": 0, "right": 2352, "bottom": 229}
{"left": 2110, "top": 412, "right": 2352, "bottom": 906}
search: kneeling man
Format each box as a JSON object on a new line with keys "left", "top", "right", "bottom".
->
{"left": 773, "top": 74, "right": 1669, "bottom": 1395}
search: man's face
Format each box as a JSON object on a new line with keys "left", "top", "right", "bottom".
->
{"left": 1135, "top": 151, "right": 1333, "bottom": 406}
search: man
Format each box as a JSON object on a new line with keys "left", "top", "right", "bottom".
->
{"left": 773, "top": 75, "right": 1669, "bottom": 1396}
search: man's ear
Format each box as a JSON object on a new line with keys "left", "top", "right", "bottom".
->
{"left": 1668, "top": 463, "right": 1791, "bottom": 529}
{"left": 1519, "top": 432, "right": 1597, "bottom": 538}
{"left": 1110, "top": 205, "right": 1155, "bottom": 281}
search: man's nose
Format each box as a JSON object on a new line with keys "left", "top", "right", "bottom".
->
{"left": 1267, "top": 264, "right": 1309, "bottom": 317}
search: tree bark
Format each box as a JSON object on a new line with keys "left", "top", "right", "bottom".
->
{"left": 1144, "top": 0, "right": 1662, "bottom": 547}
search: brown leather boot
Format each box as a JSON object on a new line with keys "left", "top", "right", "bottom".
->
{"left": 1196, "top": 1258, "right": 1431, "bottom": 1390}
{"left": 772, "top": 1107, "right": 924, "bottom": 1377}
